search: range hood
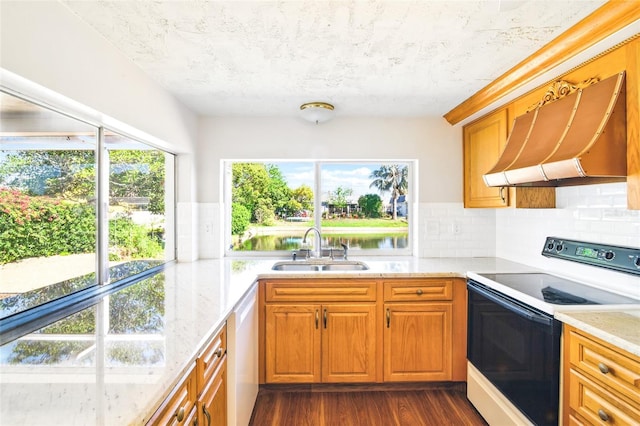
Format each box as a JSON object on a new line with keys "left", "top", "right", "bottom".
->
{"left": 484, "top": 72, "right": 627, "bottom": 187}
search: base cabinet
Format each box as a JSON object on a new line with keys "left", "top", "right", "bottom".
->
{"left": 259, "top": 278, "right": 467, "bottom": 385}
{"left": 148, "top": 325, "right": 227, "bottom": 426}
{"left": 384, "top": 303, "right": 452, "bottom": 381}
{"left": 264, "top": 302, "right": 377, "bottom": 383}
{"left": 383, "top": 278, "right": 456, "bottom": 382}
{"left": 261, "top": 279, "right": 379, "bottom": 384}
{"left": 563, "top": 325, "right": 640, "bottom": 425}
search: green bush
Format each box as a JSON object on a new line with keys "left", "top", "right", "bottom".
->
{"left": 109, "top": 216, "right": 164, "bottom": 261}
{"left": 231, "top": 202, "right": 251, "bottom": 235}
{"left": 0, "top": 188, "right": 163, "bottom": 264}
{"left": 358, "top": 194, "right": 383, "bottom": 218}
{"left": 0, "top": 188, "right": 95, "bottom": 264}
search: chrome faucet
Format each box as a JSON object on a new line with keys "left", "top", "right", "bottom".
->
{"left": 302, "top": 227, "right": 322, "bottom": 259}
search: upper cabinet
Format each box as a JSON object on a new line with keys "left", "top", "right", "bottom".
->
{"left": 463, "top": 110, "right": 509, "bottom": 208}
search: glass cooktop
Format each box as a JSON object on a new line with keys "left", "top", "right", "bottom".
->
{"left": 477, "top": 273, "right": 640, "bottom": 306}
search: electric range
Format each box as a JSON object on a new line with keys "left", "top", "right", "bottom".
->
{"left": 466, "top": 237, "right": 640, "bottom": 426}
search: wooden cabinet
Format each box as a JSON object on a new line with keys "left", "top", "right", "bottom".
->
{"left": 463, "top": 109, "right": 509, "bottom": 208}
{"left": 197, "top": 327, "right": 227, "bottom": 426}
{"left": 259, "top": 278, "right": 467, "bottom": 385}
{"left": 563, "top": 325, "right": 640, "bottom": 425}
{"left": 148, "top": 325, "right": 227, "bottom": 426}
{"left": 147, "top": 366, "right": 198, "bottom": 425}
{"left": 382, "top": 278, "right": 465, "bottom": 382}
{"left": 261, "top": 279, "right": 379, "bottom": 384}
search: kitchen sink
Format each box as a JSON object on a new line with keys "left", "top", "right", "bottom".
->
{"left": 271, "top": 260, "right": 369, "bottom": 272}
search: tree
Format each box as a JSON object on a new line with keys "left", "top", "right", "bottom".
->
{"left": 291, "top": 184, "right": 314, "bottom": 213}
{"left": 369, "top": 165, "right": 408, "bottom": 220}
{"left": 265, "top": 165, "right": 292, "bottom": 219}
{"left": 358, "top": 194, "right": 383, "bottom": 218}
{"left": 0, "top": 149, "right": 167, "bottom": 213}
{"left": 328, "top": 186, "right": 353, "bottom": 216}
{"left": 232, "top": 163, "right": 271, "bottom": 222}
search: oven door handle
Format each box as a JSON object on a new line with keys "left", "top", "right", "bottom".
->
{"left": 469, "top": 283, "right": 553, "bottom": 326}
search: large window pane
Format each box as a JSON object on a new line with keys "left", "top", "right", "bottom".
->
{"left": 228, "top": 162, "right": 315, "bottom": 252}
{"left": 320, "top": 162, "right": 409, "bottom": 252}
{"left": 106, "top": 133, "right": 174, "bottom": 279}
{"left": 227, "top": 161, "right": 411, "bottom": 255}
{"left": 0, "top": 92, "right": 98, "bottom": 316}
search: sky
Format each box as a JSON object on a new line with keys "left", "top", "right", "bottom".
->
{"left": 276, "top": 161, "right": 404, "bottom": 202}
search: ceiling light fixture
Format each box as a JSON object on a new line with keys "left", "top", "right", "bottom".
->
{"left": 300, "top": 102, "right": 334, "bottom": 124}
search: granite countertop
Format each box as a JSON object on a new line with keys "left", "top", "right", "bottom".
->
{"left": 555, "top": 310, "right": 640, "bottom": 357}
{"left": 0, "top": 256, "right": 536, "bottom": 425}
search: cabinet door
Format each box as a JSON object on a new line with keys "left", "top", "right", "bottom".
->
{"left": 384, "top": 303, "right": 452, "bottom": 382}
{"left": 199, "top": 360, "right": 227, "bottom": 426}
{"left": 322, "top": 304, "right": 377, "bottom": 383}
{"left": 463, "top": 109, "right": 509, "bottom": 208}
{"left": 265, "top": 304, "right": 321, "bottom": 383}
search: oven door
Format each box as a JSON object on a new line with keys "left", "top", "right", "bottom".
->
{"left": 467, "top": 280, "right": 562, "bottom": 426}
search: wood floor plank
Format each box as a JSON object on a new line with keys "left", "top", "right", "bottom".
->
{"left": 249, "top": 385, "right": 488, "bottom": 426}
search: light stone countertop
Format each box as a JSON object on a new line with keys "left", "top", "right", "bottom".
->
{"left": 555, "top": 310, "right": 640, "bottom": 357}
{"left": 0, "top": 256, "right": 537, "bottom": 425}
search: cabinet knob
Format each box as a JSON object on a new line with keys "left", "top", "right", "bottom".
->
{"left": 175, "top": 406, "right": 185, "bottom": 422}
{"left": 598, "top": 409, "right": 610, "bottom": 422}
{"left": 215, "top": 348, "right": 224, "bottom": 358}
{"left": 598, "top": 362, "right": 609, "bottom": 374}
{"left": 416, "top": 289, "right": 423, "bottom": 296}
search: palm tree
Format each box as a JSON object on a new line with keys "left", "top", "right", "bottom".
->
{"left": 369, "top": 165, "right": 408, "bottom": 220}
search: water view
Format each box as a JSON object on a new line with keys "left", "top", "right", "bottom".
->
{"left": 236, "top": 232, "right": 408, "bottom": 251}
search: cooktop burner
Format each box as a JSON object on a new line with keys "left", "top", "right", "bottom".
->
{"left": 477, "top": 273, "right": 639, "bottom": 306}
{"left": 540, "top": 286, "right": 594, "bottom": 305}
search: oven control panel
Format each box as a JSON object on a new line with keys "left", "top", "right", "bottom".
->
{"left": 542, "top": 237, "right": 640, "bottom": 276}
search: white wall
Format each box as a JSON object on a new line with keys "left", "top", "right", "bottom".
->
{"left": 197, "top": 116, "right": 461, "bottom": 202}
{"left": 496, "top": 183, "right": 640, "bottom": 298}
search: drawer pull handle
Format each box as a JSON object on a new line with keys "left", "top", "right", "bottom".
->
{"left": 323, "top": 308, "right": 327, "bottom": 329}
{"left": 386, "top": 308, "right": 390, "bottom": 328}
{"left": 175, "top": 406, "right": 185, "bottom": 422}
{"left": 598, "top": 362, "right": 609, "bottom": 374}
{"left": 598, "top": 409, "right": 610, "bottom": 422}
{"left": 416, "top": 289, "right": 423, "bottom": 296}
{"left": 203, "top": 405, "right": 212, "bottom": 426}
{"left": 315, "top": 309, "right": 319, "bottom": 329}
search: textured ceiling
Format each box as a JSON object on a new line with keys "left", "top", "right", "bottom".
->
{"left": 61, "top": 0, "right": 606, "bottom": 118}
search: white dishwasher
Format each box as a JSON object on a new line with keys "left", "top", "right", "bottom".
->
{"left": 227, "top": 284, "right": 259, "bottom": 426}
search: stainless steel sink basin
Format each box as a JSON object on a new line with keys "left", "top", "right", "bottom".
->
{"left": 271, "top": 260, "right": 369, "bottom": 272}
{"left": 320, "top": 262, "right": 369, "bottom": 271}
{"left": 271, "top": 262, "right": 322, "bottom": 271}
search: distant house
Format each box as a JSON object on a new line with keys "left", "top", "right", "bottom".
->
{"left": 387, "top": 195, "right": 408, "bottom": 217}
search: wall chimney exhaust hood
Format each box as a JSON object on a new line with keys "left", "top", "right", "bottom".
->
{"left": 483, "top": 72, "right": 627, "bottom": 187}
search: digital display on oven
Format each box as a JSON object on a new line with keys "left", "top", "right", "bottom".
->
{"left": 576, "top": 246, "right": 599, "bottom": 259}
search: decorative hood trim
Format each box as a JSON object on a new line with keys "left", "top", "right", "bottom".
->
{"left": 483, "top": 72, "right": 627, "bottom": 187}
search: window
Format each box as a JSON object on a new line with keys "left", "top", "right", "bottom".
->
{"left": 225, "top": 161, "right": 412, "bottom": 256}
{"left": 0, "top": 91, "right": 175, "bottom": 323}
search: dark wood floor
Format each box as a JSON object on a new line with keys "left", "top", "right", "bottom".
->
{"left": 249, "top": 383, "right": 488, "bottom": 426}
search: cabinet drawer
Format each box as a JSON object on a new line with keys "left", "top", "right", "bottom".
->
{"left": 569, "top": 369, "right": 640, "bottom": 425}
{"left": 383, "top": 279, "right": 453, "bottom": 302}
{"left": 147, "top": 365, "right": 197, "bottom": 425}
{"left": 265, "top": 280, "right": 377, "bottom": 302}
{"left": 568, "top": 329, "right": 640, "bottom": 399}
{"left": 197, "top": 325, "right": 226, "bottom": 394}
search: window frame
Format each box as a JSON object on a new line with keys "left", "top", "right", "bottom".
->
{"left": 223, "top": 159, "right": 416, "bottom": 258}
{"left": 0, "top": 87, "right": 177, "bottom": 342}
